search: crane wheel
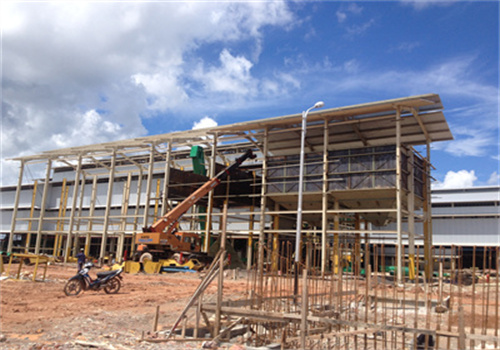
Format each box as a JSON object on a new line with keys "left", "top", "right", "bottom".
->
{"left": 139, "top": 252, "right": 153, "bottom": 263}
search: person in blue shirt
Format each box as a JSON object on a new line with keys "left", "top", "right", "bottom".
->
{"left": 76, "top": 248, "right": 86, "bottom": 271}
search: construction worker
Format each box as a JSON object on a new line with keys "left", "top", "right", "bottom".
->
{"left": 76, "top": 248, "right": 86, "bottom": 271}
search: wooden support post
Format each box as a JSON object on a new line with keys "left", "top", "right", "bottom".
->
{"left": 215, "top": 201, "right": 228, "bottom": 336}
{"left": 8, "top": 160, "right": 25, "bottom": 253}
{"left": 153, "top": 305, "right": 160, "bottom": 332}
{"left": 35, "top": 159, "right": 52, "bottom": 255}
{"left": 300, "top": 269, "right": 309, "bottom": 350}
{"left": 194, "top": 293, "right": 202, "bottom": 339}
{"left": 166, "top": 251, "right": 223, "bottom": 340}
{"left": 354, "top": 214, "right": 361, "bottom": 276}
{"left": 333, "top": 199, "right": 339, "bottom": 274}
{"left": 458, "top": 306, "right": 466, "bottom": 350}
{"left": 247, "top": 201, "right": 255, "bottom": 270}
{"left": 272, "top": 202, "right": 279, "bottom": 272}
{"left": 423, "top": 141, "right": 433, "bottom": 281}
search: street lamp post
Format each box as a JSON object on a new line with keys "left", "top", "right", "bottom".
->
{"left": 294, "top": 101, "right": 324, "bottom": 296}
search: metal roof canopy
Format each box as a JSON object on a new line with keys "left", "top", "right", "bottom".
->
{"left": 10, "top": 93, "right": 452, "bottom": 162}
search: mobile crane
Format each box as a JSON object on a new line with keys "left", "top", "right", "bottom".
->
{"left": 134, "top": 149, "right": 256, "bottom": 263}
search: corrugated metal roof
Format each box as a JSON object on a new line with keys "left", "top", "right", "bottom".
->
{"left": 10, "top": 93, "right": 452, "bottom": 162}
{"left": 431, "top": 186, "right": 500, "bottom": 203}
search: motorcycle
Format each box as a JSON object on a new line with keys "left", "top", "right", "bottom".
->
{"left": 64, "top": 262, "right": 123, "bottom": 296}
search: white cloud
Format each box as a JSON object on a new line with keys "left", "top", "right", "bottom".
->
{"left": 433, "top": 170, "right": 477, "bottom": 189}
{"left": 194, "top": 49, "right": 256, "bottom": 96}
{"left": 432, "top": 126, "right": 494, "bottom": 157}
{"left": 346, "top": 19, "right": 375, "bottom": 37}
{"left": 389, "top": 41, "right": 421, "bottom": 53}
{"left": 336, "top": 11, "right": 347, "bottom": 23}
{"left": 487, "top": 172, "right": 500, "bottom": 186}
{"left": 193, "top": 116, "right": 218, "bottom": 130}
{"left": 1, "top": 2, "right": 295, "bottom": 185}
{"left": 336, "top": 3, "right": 363, "bottom": 23}
{"left": 400, "top": 0, "right": 457, "bottom": 11}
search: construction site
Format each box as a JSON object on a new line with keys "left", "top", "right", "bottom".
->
{"left": 1, "top": 94, "right": 499, "bottom": 350}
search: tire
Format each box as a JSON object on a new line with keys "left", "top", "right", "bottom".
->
{"left": 64, "top": 279, "right": 84, "bottom": 296}
{"left": 104, "top": 278, "right": 121, "bottom": 294}
{"left": 139, "top": 252, "right": 153, "bottom": 263}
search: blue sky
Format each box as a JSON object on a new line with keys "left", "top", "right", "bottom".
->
{"left": 2, "top": 1, "right": 499, "bottom": 188}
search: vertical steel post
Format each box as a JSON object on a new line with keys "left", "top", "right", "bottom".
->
{"left": 74, "top": 173, "right": 87, "bottom": 253}
{"left": 396, "top": 106, "right": 403, "bottom": 283}
{"left": 117, "top": 173, "right": 132, "bottom": 262}
{"left": 424, "top": 141, "right": 433, "bottom": 281}
{"left": 25, "top": 180, "right": 38, "bottom": 253}
{"left": 142, "top": 144, "right": 156, "bottom": 227}
{"left": 408, "top": 152, "right": 416, "bottom": 280}
{"left": 161, "top": 142, "right": 172, "bottom": 216}
{"left": 204, "top": 135, "right": 218, "bottom": 252}
{"left": 99, "top": 149, "right": 117, "bottom": 260}
{"left": 131, "top": 169, "right": 143, "bottom": 256}
{"left": 295, "top": 109, "right": 308, "bottom": 266}
{"left": 321, "top": 119, "right": 329, "bottom": 275}
{"left": 333, "top": 199, "right": 340, "bottom": 274}
{"left": 64, "top": 154, "right": 83, "bottom": 261}
{"left": 257, "top": 128, "right": 268, "bottom": 305}
{"left": 8, "top": 160, "right": 25, "bottom": 253}
{"left": 35, "top": 159, "right": 52, "bottom": 255}
{"left": 85, "top": 175, "right": 98, "bottom": 256}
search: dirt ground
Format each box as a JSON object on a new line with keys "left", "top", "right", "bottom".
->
{"left": 0, "top": 262, "right": 248, "bottom": 350}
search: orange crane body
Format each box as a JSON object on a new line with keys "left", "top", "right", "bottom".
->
{"left": 135, "top": 149, "right": 256, "bottom": 259}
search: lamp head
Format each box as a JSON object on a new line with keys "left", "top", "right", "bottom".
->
{"left": 314, "top": 101, "right": 325, "bottom": 109}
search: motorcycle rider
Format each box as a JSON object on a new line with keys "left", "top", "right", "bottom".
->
{"left": 76, "top": 248, "right": 86, "bottom": 271}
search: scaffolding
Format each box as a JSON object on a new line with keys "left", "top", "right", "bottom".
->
{"left": 6, "top": 94, "right": 452, "bottom": 283}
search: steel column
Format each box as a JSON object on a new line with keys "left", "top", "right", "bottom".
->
{"left": 34, "top": 159, "right": 52, "bottom": 255}
{"left": 8, "top": 160, "right": 25, "bottom": 253}
{"left": 99, "top": 149, "right": 117, "bottom": 260}
{"left": 321, "top": 119, "right": 329, "bottom": 275}
{"left": 64, "top": 154, "right": 83, "bottom": 261}
{"left": 203, "top": 135, "right": 218, "bottom": 252}
{"left": 142, "top": 144, "right": 156, "bottom": 227}
{"left": 395, "top": 107, "right": 403, "bottom": 283}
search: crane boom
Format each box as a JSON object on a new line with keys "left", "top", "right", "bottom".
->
{"left": 136, "top": 149, "right": 256, "bottom": 256}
